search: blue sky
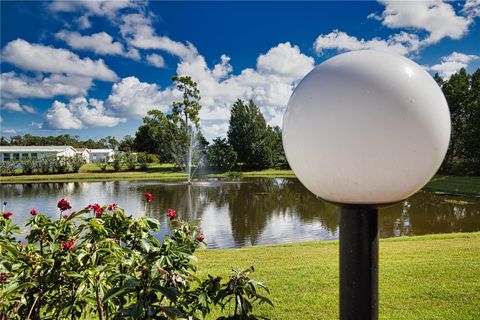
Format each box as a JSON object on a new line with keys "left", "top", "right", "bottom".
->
{"left": 1, "top": 0, "right": 479, "bottom": 142}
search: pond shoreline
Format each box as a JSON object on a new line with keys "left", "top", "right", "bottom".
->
{"left": 1, "top": 170, "right": 479, "bottom": 197}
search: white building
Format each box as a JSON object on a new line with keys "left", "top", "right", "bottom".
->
{"left": 89, "top": 149, "right": 115, "bottom": 162}
{"left": 0, "top": 146, "right": 77, "bottom": 162}
{"left": 75, "top": 148, "right": 91, "bottom": 163}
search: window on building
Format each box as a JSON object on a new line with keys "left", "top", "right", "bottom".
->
{"left": 4, "top": 153, "right": 11, "bottom": 161}
{"left": 13, "top": 153, "right": 20, "bottom": 160}
{"left": 31, "top": 153, "right": 37, "bottom": 158}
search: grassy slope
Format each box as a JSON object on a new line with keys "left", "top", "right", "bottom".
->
{"left": 1, "top": 164, "right": 478, "bottom": 197}
{"left": 423, "top": 175, "right": 480, "bottom": 197}
{"left": 0, "top": 164, "right": 296, "bottom": 183}
{"left": 196, "top": 232, "right": 480, "bottom": 320}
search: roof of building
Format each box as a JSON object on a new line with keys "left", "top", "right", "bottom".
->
{"left": 75, "top": 148, "right": 90, "bottom": 152}
{"left": 0, "top": 146, "right": 76, "bottom": 153}
{"left": 89, "top": 149, "right": 114, "bottom": 153}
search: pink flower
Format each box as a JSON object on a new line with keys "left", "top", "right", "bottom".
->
{"left": 197, "top": 233, "right": 205, "bottom": 242}
{"left": 30, "top": 209, "right": 38, "bottom": 216}
{"left": 144, "top": 192, "right": 153, "bottom": 203}
{"left": 2, "top": 211, "right": 12, "bottom": 219}
{"left": 57, "top": 198, "right": 72, "bottom": 212}
{"left": 107, "top": 203, "right": 118, "bottom": 211}
{"left": 61, "top": 241, "right": 75, "bottom": 251}
{"left": 63, "top": 214, "right": 69, "bottom": 220}
{"left": 166, "top": 209, "right": 177, "bottom": 220}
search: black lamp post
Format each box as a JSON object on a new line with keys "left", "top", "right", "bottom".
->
{"left": 282, "top": 50, "right": 451, "bottom": 319}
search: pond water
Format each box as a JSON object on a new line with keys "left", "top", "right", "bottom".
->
{"left": 1, "top": 178, "right": 479, "bottom": 248}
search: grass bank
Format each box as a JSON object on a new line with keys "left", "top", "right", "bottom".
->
{"left": 0, "top": 163, "right": 296, "bottom": 184}
{"left": 0, "top": 165, "right": 478, "bottom": 197}
{"left": 423, "top": 175, "right": 480, "bottom": 197}
{"left": 196, "top": 232, "right": 480, "bottom": 319}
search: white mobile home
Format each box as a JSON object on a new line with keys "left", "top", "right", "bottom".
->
{"left": 75, "top": 148, "right": 91, "bottom": 163}
{"left": 89, "top": 149, "right": 115, "bottom": 162}
{"left": 0, "top": 146, "right": 77, "bottom": 162}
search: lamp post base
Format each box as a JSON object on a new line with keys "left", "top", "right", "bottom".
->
{"left": 340, "top": 206, "right": 378, "bottom": 320}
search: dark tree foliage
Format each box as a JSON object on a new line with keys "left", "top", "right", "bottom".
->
{"left": 435, "top": 68, "right": 480, "bottom": 175}
{"left": 227, "top": 99, "right": 284, "bottom": 169}
{"left": 134, "top": 110, "right": 178, "bottom": 163}
{"left": 207, "top": 137, "right": 237, "bottom": 169}
{"left": 118, "top": 135, "right": 136, "bottom": 152}
{"left": 133, "top": 109, "right": 208, "bottom": 166}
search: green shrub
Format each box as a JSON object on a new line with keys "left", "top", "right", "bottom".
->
{"left": 137, "top": 152, "right": 149, "bottom": 170}
{"left": 148, "top": 153, "right": 160, "bottom": 163}
{"left": 95, "top": 159, "right": 108, "bottom": 172}
{"left": 0, "top": 160, "right": 17, "bottom": 176}
{"left": 124, "top": 152, "right": 137, "bottom": 171}
{"left": 69, "top": 154, "right": 85, "bottom": 173}
{"left": 0, "top": 196, "right": 272, "bottom": 319}
{"left": 112, "top": 153, "right": 124, "bottom": 172}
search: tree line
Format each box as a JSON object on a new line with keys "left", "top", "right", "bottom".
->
{"left": 2, "top": 68, "right": 478, "bottom": 175}
{"left": 434, "top": 68, "right": 480, "bottom": 175}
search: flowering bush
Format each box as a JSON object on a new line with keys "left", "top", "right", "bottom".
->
{"left": 0, "top": 196, "right": 272, "bottom": 319}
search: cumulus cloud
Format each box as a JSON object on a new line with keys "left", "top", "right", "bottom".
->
{"left": 2, "top": 39, "right": 118, "bottom": 81}
{"left": 106, "top": 76, "right": 179, "bottom": 117}
{"left": 146, "top": 53, "right": 166, "bottom": 68}
{"left": 203, "top": 122, "right": 229, "bottom": 137}
{"left": 120, "top": 13, "right": 198, "bottom": 61}
{"left": 105, "top": 42, "right": 314, "bottom": 132}
{"left": 44, "top": 97, "right": 126, "bottom": 130}
{"left": 49, "top": 0, "right": 138, "bottom": 29}
{"left": 314, "top": 30, "right": 422, "bottom": 56}
{"left": 0, "top": 72, "right": 93, "bottom": 99}
{"left": 463, "top": 0, "right": 480, "bottom": 18}
{"left": 2, "top": 102, "right": 36, "bottom": 114}
{"left": 55, "top": 30, "right": 134, "bottom": 57}
{"left": 374, "top": 0, "right": 471, "bottom": 44}
{"left": 429, "top": 52, "right": 480, "bottom": 78}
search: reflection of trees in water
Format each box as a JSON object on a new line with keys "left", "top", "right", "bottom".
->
{"left": 380, "top": 191, "right": 480, "bottom": 237}
{"left": 202, "top": 178, "right": 339, "bottom": 246}
{"left": 2, "top": 180, "right": 480, "bottom": 246}
{"left": 1, "top": 182, "right": 85, "bottom": 199}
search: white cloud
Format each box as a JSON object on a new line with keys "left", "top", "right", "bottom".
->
{"left": 375, "top": 0, "right": 471, "bottom": 44}
{"left": 1, "top": 72, "right": 93, "bottom": 99}
{"left": 2, "top": 102, "right": 36, "bottom": 114}
{"left": 146, "top": 53, "right": 166, "bottom": 68}
{"left": 314, "top": 30, "right": 422, "bottom": 56}
{"left": 463, "top": 0, "right": 480, "bottom": 18}
{"left": 44, "top": 97, "right": 126, "bottom": 130}
{"left": 1, "top": 128, "right": 17, "bottom": 134}
{"left": 257, "top": 42, "right": 315, "bottom": 79}
{"left": 49, "top": 0, "right": 136, "bottom": 16}
{"left": 2, "top": 39, "right": 118, "bottom": 81}
{"left": 49, "top": 0, "right": 138, "bottom": 29}
{"left": 55, "top": 30, "right": 127, "bottom": 56}
{"left": 429, "top": 52, "right": 480, "bottom": 78}
{"left": 203, "top": 122, "right": 229, "bottom": 137}
{"left": 120, "top": 13, "right": 198, "bottom": 61}
{"left": 105, "top": 42, "right": 314, "bottom": 133}
{"left": 106, "top": 76, "right": 179, "bottom": 117}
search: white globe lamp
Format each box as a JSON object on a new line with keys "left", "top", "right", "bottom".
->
{"left": 282, "top": 50, "right": 451, "bottom": 320}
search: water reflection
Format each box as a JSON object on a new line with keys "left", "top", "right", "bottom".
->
{"left": 1, "top": 178, "right": 479, "bottom": 248}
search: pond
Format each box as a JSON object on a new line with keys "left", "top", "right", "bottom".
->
{"left": 1, "top": 178, "right": 479, "bottom": 248}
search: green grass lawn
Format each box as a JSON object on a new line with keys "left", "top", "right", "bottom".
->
{"left": 1, "top": 164, "right": 479, "bottom": 197}
{"left": 0, "top": 163, "right": 296, "bottom": 183}
{"left": 423, "top": 175, "right": 480, "bottom": 197}
{"left": 196, "top": 232, "right": 480, "bottom": 319}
